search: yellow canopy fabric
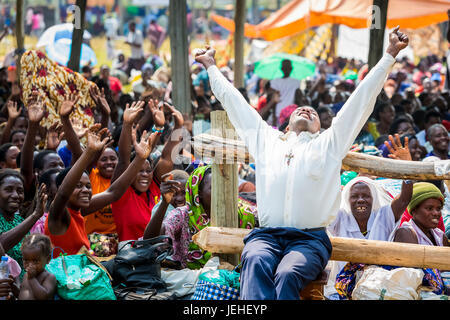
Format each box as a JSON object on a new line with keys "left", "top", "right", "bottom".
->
{"left": 212, "top": 0, "right": 450, "bottom": 41}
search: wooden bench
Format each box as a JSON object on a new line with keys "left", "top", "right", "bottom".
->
{"left": 300, "top": 269, "right": 329, "bottom": 300}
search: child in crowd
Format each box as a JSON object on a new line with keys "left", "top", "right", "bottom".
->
{"left": 18, "top": 234, "right": 56, "bottom": 300}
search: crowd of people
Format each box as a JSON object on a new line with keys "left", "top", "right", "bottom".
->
{"left": 0, "top": 10, "right": 449, "bottom": 301}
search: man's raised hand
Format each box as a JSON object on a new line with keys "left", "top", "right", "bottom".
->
{"left": 194, "top": 45, "right": 216, "bottom": 69}
{"left": 386, "top": 26, "right": 409, "bottom": 58}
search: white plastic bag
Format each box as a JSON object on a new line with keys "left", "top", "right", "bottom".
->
{"left": 161, "top": 256, "right": 221, "bottom": 298}
{"left": 419, "top": 288, "right": 450, "bottom": 300}
{"left": 352, "top": 266, "right": 424, "bottom": 300}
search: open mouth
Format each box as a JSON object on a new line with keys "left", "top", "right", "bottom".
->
{"left": 355, "top": 206, "right": 368, "bottom": 213}
{"left": 8, "top": 200, "right": 19, "bottom": 208}
{"left": 431, "top": 217, "right": 440, "bottom": 224}
{"left": 79, "top": 195, "right": 90, "bottom": 203}
{"left": 298, "top": 113, "right": 311, "bottom": 120}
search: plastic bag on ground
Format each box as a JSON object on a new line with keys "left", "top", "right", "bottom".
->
{"left": 161, "top": 256, "right": 220, "bottom": 298}
{"left": 352, "top": 266, "right": 424, "bottom": 300}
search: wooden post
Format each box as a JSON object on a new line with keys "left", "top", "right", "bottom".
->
{"left": 210, "top": 111, "right": 240, "bottom": 265}
{"left": 234, "top": 0, "right": 246, "bottom": 88}
{"left": 368, "top": 0, "right": 388, "bottom": 70}
{"left": 169, "top": 0, "right": 191, "bottom": 115}
{"left": 68, "top": 0, "right": 87, "bottom": 72}
{"left": 54, "top": 0, "right": 60, "bottom": 25}
{"left": 15, "top": 0, "right": 25, "bottom": 81}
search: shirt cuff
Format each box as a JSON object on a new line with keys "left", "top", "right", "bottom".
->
{"left": 206, "top": 65, "right": 220, "bottom": 78}
{"left": 381, "top": 52, "right": 396, "bottom": 68}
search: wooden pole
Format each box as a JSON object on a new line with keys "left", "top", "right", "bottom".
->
{"left": 67, "top": 0, "right": 87, "bottom": 72}
{"left": 210, "top": 111, "right": 240, "bottom": 265}
{"left": 15, "top": 0, "right": 25, "bottom": 82}
{"left": 233, "top": 0, "right": 246, "bottom": 88}
{"left": 54, "top": 0, "right": 60, "bottom": 25}
{"left": 169, "top": 0, "right": 191, "bottom": 115}
{"left": 251, "top": 0, "right": 259, "bottom": 24}
{"left": 368, "top": 0, "right": 388, "bottom": 70}
{"left": 192, "top": 227, "right": 450, "bottom": 270}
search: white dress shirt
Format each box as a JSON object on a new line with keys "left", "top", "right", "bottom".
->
{"left": 207, "top": 53, "right": 396, "bottom": 230}
{"left": 127, "top": 30, "right": 144, "bottom": 59}
{"left": 270, "top": 77, "right": 301, "bottom": 119}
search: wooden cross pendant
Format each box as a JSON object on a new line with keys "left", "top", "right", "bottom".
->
{"left": 285, "top": 150, "right": 294, "bottom": 166}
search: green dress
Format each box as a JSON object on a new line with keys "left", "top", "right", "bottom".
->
{"left": 0, "top": 213, "right": 25, "bottom": 271}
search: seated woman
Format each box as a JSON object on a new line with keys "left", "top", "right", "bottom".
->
{"left": 392, "top": 182, "right": 449, "bottom": 295}
{"left": 45, "top": 124, "right": 158, "bottom": 256}
{"left": 392, "top": 182, "right": 449, "bottom": 247}
{"left": 326, "top": 136, "right": 414, "bottom": 298}
{"left": 0, "top": 170, "right": 47, "bottom": 275}
{"left": 142, "top": 165, "right": 257, "bottom": 269}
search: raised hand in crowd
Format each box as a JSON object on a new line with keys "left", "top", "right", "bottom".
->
{"left": 142, "top": 172, "right": 181, "bottom": 240}
{"left": 20, "top": 90, "right": 46, "bottom": 190}
{"left": 0, "top": 99, "right": 22, "bottom": 145}
{"left": 89, "top": 85, "right": 111, "bottom": 128}
{"left": 45, "top": 123, "right": 64, "bottom": 151}
{"left": 148, "top": 99, "right": 166, "bottom": 128}
{"left": 123, "top": 100, "right": 145, "bottom": 125}
{"left": 164, "top": 101, "right": 184, "bottom": 129}
{"left": 26, "top": 91, "right": 46, "bottom": 123}
{"left": 59, "top": 93, "right": 84, "bottom": 162}
{"left": 112, "top": 100, "right": 145, "bottom": 182}
{"left": 384, "top": 134, "right": 412, "bottom": 161}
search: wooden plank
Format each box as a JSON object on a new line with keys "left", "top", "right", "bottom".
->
{"left": 192, "top": 227, "right": 450, "bottom": 270}
{"left": 192, "top": 133, "right": 450, "bottom": 180}
{"left": 210, "top": 111, "right": 240, "bottom": 265}
{"left": 169, "top": 0, "right": 191, "bottom": 115}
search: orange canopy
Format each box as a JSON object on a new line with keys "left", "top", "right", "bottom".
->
{"left": 212, "top": 0, "right": 450, "bottom": 41}
{"left": 67, "top": 0, "right": 115, "bottom": 7}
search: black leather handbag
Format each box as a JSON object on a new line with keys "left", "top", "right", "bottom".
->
{"left": 107, "top": 235, "right": 173, "bottom": 290}
{"left": 114, "top": 286, "right": 177, "bottom": 300}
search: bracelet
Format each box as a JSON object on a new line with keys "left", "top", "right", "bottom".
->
{"left": 152, "top": 125, "right": 164, "bottom": 134}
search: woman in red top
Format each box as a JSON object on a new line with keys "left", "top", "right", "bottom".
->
{"left": 45, "top": 124, "right": 157, "bottom": 255}
{"left": 111, "top": 99, "right": 184, "bottom": 241}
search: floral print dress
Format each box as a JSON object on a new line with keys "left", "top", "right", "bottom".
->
{"left": 20, "top": 50, "right": 97, "bottom": 132}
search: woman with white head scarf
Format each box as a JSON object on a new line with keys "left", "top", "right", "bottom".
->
{"left": 325, "top": 175, "right": 414, "bottom": 298}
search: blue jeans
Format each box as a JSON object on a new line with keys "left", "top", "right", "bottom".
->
{"left": 240, "top": 227, "right": 332, "bottom": 300}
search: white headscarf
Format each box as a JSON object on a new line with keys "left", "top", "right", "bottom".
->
{"left": 340, "top": 176, "right": 393, "bottom": 216}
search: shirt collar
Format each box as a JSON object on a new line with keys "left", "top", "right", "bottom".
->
{"left": 284, "top": 130, "right": 319, "bottom": 143}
